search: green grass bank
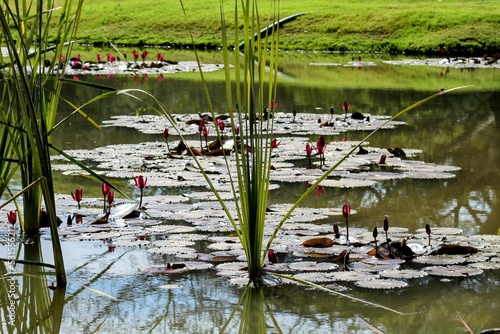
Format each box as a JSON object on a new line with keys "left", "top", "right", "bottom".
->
{"left": 72, "top": 0, "right": 500, "bottom": 55}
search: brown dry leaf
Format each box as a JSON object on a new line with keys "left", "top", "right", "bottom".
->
{"left": 302, "top": 237, "right": 334, "bottom": 248}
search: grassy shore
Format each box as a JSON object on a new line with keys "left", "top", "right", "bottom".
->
{"left": 68, "top": 0, "right": 500, "bottom": 55}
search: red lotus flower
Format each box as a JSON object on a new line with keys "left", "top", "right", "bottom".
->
{"left": 102, "top": 183, "right": 111, "bottom": 196}
{"left": 340, "top": 100, "right": 352, "bottom": 120}
{"left": 157, "top": 53, "right": 164, "bottom": 62}
{"left": 132, "top": 50, "right": 139, "bottom": 61}
{"left": 318, "top": 136, "right": 326, "bottom": 149}
{"left": 71, "top": 188, "right": 83, "bottom": 209}
{"left": 7, "top": 211, "right": 16, "bottom": 226}
{"left": 314, "top": 185, "right": 326, "bottom": 197}
{"left": 96, "top": 54, "right": 102, "bottom": 62}
{"left": 267, "top": 249, "right": 278, "bottom": 263}
{"left": 340, "top": 100, "right": 351, "bottom": 112}
{"left": 271, "top": 138, "right": 280, "bottom": 149}
{"left": 234, "top": 126, "right": 240, "bottom": 136}
{"left": 134, "top": 176, "right": 147, "bottom": 209}
{"left": 306, "top": 143, "right": 313, "bottom": 156}
{"left": 315, "top": 141, "right": 324, "bottom": 155}
{"left": 134, "top": 176, "right": 147, "bottom": 190}
{"left": 102, "top": 183, "right": 111, "bottom": 212}
{"left": 141, "top": 50, "right": 148, "bottom": 61}
{"left": 342, "top": 203, "right": 351, "bottom": 242}
{"left": 107, "top": 191, "right": 115, "bottom": 206}
{"left": 269, "top": 100, "right": 279, "bottom": 110}
{"left": 342, "top": 204, "right": 350, "bottom": 219}
{"left": 216, "top": 119, "right": 225, "bottom": 132}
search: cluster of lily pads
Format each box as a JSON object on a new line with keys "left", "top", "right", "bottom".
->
{"left": 4, "top": 109, "right": 483, "bottom": 290}
{"left": 14, "top": 191, "right": 499, "bottom": 290}
{"left": 3, "top": 107, "right": 497, "bottom": 290}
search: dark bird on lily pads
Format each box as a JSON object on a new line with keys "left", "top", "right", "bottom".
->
{"left": 198, "top": 112, "right": 213, "bottom": 121}
{"left": 356, "top": 146, "right": 368, "bottom": 155}
{"left": 387, "top": 147, "right": 406, "bottom": 158}
{"left": 351, "top": 111, "right": 365, "bottom": 120}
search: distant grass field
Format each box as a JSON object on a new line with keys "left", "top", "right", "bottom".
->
{"left": 60, "top": 0, "right": 500, "bottom": 54}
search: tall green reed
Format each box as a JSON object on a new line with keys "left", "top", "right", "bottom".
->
{"left": 0, "top": 0, "right": 85, "bottom": 286}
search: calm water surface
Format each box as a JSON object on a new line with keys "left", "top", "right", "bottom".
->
{"left": 3, "top": 53, "right": 500, "bottom": 333}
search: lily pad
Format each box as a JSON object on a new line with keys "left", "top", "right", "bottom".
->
{"left": 355, "top": 278, "right": 409, "bottom": 289}
{"left": 424, "top": 265, "right": 484, "bottom": 277}
{"left": 287, "top": 261, "right": 338, "bottom": 271}
{"left": 379, "top": 269, "right": 428, "bottom": 279}
{"left": 325, "top": 271, "right": 379, "bottom": 282}
{"left": 413, "top": 255, "right": 467, "bottom": 265}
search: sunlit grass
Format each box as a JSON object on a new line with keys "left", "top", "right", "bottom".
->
{"left": 58, "top": 0, "right": 500, "bottom": 53}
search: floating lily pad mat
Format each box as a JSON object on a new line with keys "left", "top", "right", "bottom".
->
{"left": 52, "top": 114, "right": 459, "bottom": 191}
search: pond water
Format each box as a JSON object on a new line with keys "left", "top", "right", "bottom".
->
{"left": 2, "top": 52, "right": 500, "bottom": 333}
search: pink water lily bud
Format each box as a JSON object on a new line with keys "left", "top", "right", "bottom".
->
{"left": 102, "top": 183, "right": 111, "bottom": 196}
{"left": 71, "top": 188, "right": 83, "bottom": 209}
{"left": 7, "top": 211, "right": 16, "bottom": 225}
{"left": 342, "top": 204, "right": 350, "bottom": 219}
{"left": 271, "top": 138, "right": 280, "bottom": 149}
{"left": 340, "top": 100, "right": 352, "bottom": 111}
{"left": 306, "top": 143, "right": 312, "bottom": 156}
{"left": 267, "top": 249, "right": 278, "bottom": 263}
{"left": 107, "top": 191, "right": 115, "bottom": 205}
{"left": 134, "top": 176, "right": 147, "bottom": 190}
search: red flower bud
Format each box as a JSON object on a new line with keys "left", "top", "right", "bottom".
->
{"left": 267, "top": 249, "right": 278, "bottom": 263}
{"left": 134, "top": 176, "right": 147, "bottom": 190}
{"left": 7, "top": 211, "right": 16, "bottom": 225}
{"left": 107, "top": 191, "right": 115, "bottom": 205}
{"left": 342, "top": 204, "right": 351, "bottom": 219}
{"left": 102, "top": 183, "right": 111, "bottom": 196}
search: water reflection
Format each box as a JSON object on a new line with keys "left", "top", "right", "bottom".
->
{"left": 0, "top": 239, "right": 65, "bottom": 333}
